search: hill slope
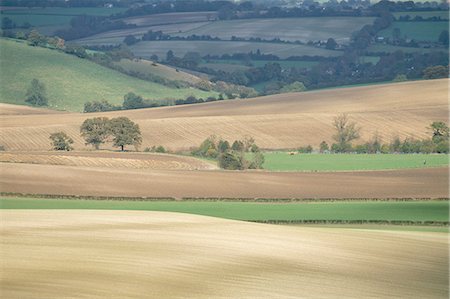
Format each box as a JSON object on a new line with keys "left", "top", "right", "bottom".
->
{"left": 0, "top": 39, "right": 215, "bottom": 112}
{"left": 0, "top": 79, "right": 447, "bottom": 151}
{"left": 2, "top": 210, "right": 448, "bottom": 298}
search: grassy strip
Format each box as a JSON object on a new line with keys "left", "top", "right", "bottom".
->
{"left": 1, "top": 197, "right": 448, "bottom": 224}
{"left": 261, "top": 153, "right": 449, "bottom": 172}
{"left": 1, "top": 192, "right": 448, "bottom": 202}
{"left": 250, "top": 220, "right": 448, "bottom": 226}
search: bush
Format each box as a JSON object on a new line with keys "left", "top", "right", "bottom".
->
{"left": 25, "top": 79, "right": 48, "bottom": 106}
{"left": 49, "top": 132, "right": 74, "bottom": 151}
{"left": 298, "top": 145, "right": 313, "bottom": 153}
{"left": 145, "top": 145, "right": 167, "bottom": 153}
{"left": 219, "top": 152, "right": 243, "bottom": 170}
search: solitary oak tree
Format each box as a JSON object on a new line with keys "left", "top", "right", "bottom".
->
{"left": 109, "top": 117, "right": 142, "bottom": 151}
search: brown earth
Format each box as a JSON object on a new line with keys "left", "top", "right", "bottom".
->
{"left": 0, "top": 103, "right": 65, "bottom": 115}
{"left": 1, "top": 210, "right": 448, "bottom": 298}
{"left": 0, "top": 162, "right": 447, "bottom": 198}
{"left": 0, "top": 79, "right": 448, "bottom": 151}
{"left": 0, "top": 151, "right": 217, "bottom": 170}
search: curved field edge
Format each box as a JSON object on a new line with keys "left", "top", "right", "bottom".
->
{"left": 1, "top": 210, "right": 448, "bottom": 298}
{"left": 1, "top": 197, "right": 448, "bottom": 224}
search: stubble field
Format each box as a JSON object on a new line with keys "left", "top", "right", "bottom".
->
{"left": 1, "top": 79, "right": 447, "bottom": 151}
{"left": 1, "top": 210, "right": 448, "bottom": 298}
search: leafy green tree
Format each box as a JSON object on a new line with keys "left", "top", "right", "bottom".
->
{"left": 423, "top": 65, "right": 448, "bottom": 80}
{"left": 110, "top": 117, "right": 142, "bottom": 151}
{"left": 429, "top": 121, "right": 449, "bottom": 143}
{"left": 319, "top": 141, "right": 329, "bottom": 153}
{"left": 280, "top": 81, "right": 307, "bottom": 93}
{"left": 123, "top": 92, "right": 145, "bottom": 110}
{"left": 393, "top": 74, "right": 407, "bottom": 82}
{"left": 218, "top": 139, "right": 230, "bottom": 153}
{"left": 80, "top": 117, "right": 111, "bottom": 149}
{"left": 25, "top": 79, "right": 48, "bottom": 106}
{"left": 231, "top": 140, "right": 244, "bottom": 151}
{"left": 84, "top": 100, "right": 120, "bottom": 113}
{"left": 218, "top": 152, "right": 243, "bottom": 170}
{"left": 123, "top": 34, "right": 139, "bottom": 46}
{"left": 332, "top": 113, "right": 360, "bottom": 152}
{"left": 27, "top": 29, "right": 44, "bottom": 46}
{"left": 49, "top": 132, "right": 74, "bottom": 151}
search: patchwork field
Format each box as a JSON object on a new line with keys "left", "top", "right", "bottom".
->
{"left": 0, "top": 151, "right": 217, "bottom": 170}
{"left": 262, "top": 153, "right": 449, "bottom": 171}
{"left": 367, "top": 43, "right": 448, "bottom": 54}
{"left": 0, "top": 39, "right": 215, "bottom": 111}
{"left": 1, "top": 210, "right": 448, "bottom": 298}
{"left": 172, "top": 17, "right": 374, "bottom": 42}
{"left": 0, "top": 162, "right": 447, "bottom": 198}
{"left": 122, "top": 11, "right": 218, "bottom": 26}
{"left": 0, "top": 79, "right": 447, "bottom": 151}
{"left": 0, "top": 7, "right": 127, "bottom": 34}
{"left": 129, "top": 40, "right": 342, "bottom": 59}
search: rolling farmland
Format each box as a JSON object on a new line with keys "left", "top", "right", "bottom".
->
{"left": 1, "top": 210, "right": 448, "bottom": 298}
{"left": 0, "top": 151, "right": 217, "bottom": 171}
{"left": 0, "top": 163, "right": 447, "bottom": 198}
{"left": 172, "top": 17, "right": 374, "bottom": 42}
{"left": 1, "top": 79, "right": 447, "bottom": 151}
{"left": 378, "top": 21, "right": 448, "bottom": 42}
{"left": 129, "top": 40, "right": 342, "bottom": 59}
{"left": 0, "top": 39, "right": 215, "bottom": 111}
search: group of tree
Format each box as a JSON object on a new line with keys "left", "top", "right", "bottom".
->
{"left": 311, "top": 115, "right": 449, "bottom": 154}
{"left": 191, "top": 135, "right": 264, "bottom": 170}
{"left": 80, "top": 117, "right": 142, "bottom": 151}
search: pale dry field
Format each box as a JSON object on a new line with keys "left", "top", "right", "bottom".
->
{"left": 0, "top": 210, "right": 448, "bottom": 298}
{"left": 0, "top": 162, "right": 447, "bottom": 198}
{"left": 0, "top": 79, "right": 448, "bottom": 152}
{"left": 0, "top": 151, "right": 217, "bottom": 170}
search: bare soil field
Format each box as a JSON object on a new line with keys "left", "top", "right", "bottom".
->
{"left": 0, "top": 151, "right": 217, "bottom": 170}
{"left": 0, "top": 103, "right": 65, "bottom": 115}
{"left": 0, "top": 79, "right": 447, "bottom": 152}
{"left": 1, "top": 210, "right": 448, "bottom": 298}
{"left": 0, "top": 162, "right": 447, "bottom": 198}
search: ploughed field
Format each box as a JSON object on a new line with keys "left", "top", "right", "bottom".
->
{"left": 0, "top": 210, "right": 448, "bottom": 298}
{"left": 0, "top": 151, "right": 217, "bottom": 170}
{"left": 0, "top": 162, "right": 447, "bottom": 199}
{"left": 1, "top": 79, "right": 447, "bottom": 152}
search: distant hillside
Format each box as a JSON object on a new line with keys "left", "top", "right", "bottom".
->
{"left": 0, "top": 39, "right": 216, "bottom": 112}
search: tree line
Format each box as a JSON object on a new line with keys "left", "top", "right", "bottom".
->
{"left": 298, "top": 114, "right": 449, "bottom": 154}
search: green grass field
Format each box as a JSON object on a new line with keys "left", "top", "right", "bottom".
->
{"left": 130, "top": 40, "right": 342, "bottom": 60}
{"left": 379, "top": 21, "right": 448, "bottom": 42}
{"left": 1, "top": 198, "right": 448, "bottom": 223}
{"left": 0, "top": 38, "right": 215, "bottom": 111}
{"left": 261, "top": 153, "right": 449, "bottom": 171}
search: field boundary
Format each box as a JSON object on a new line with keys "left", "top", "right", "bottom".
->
{"left": 1, "top": 192, "right": 448, "bottom": 202}
{"left": 249, "top": 219, "right": 449, "bottom": 226}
